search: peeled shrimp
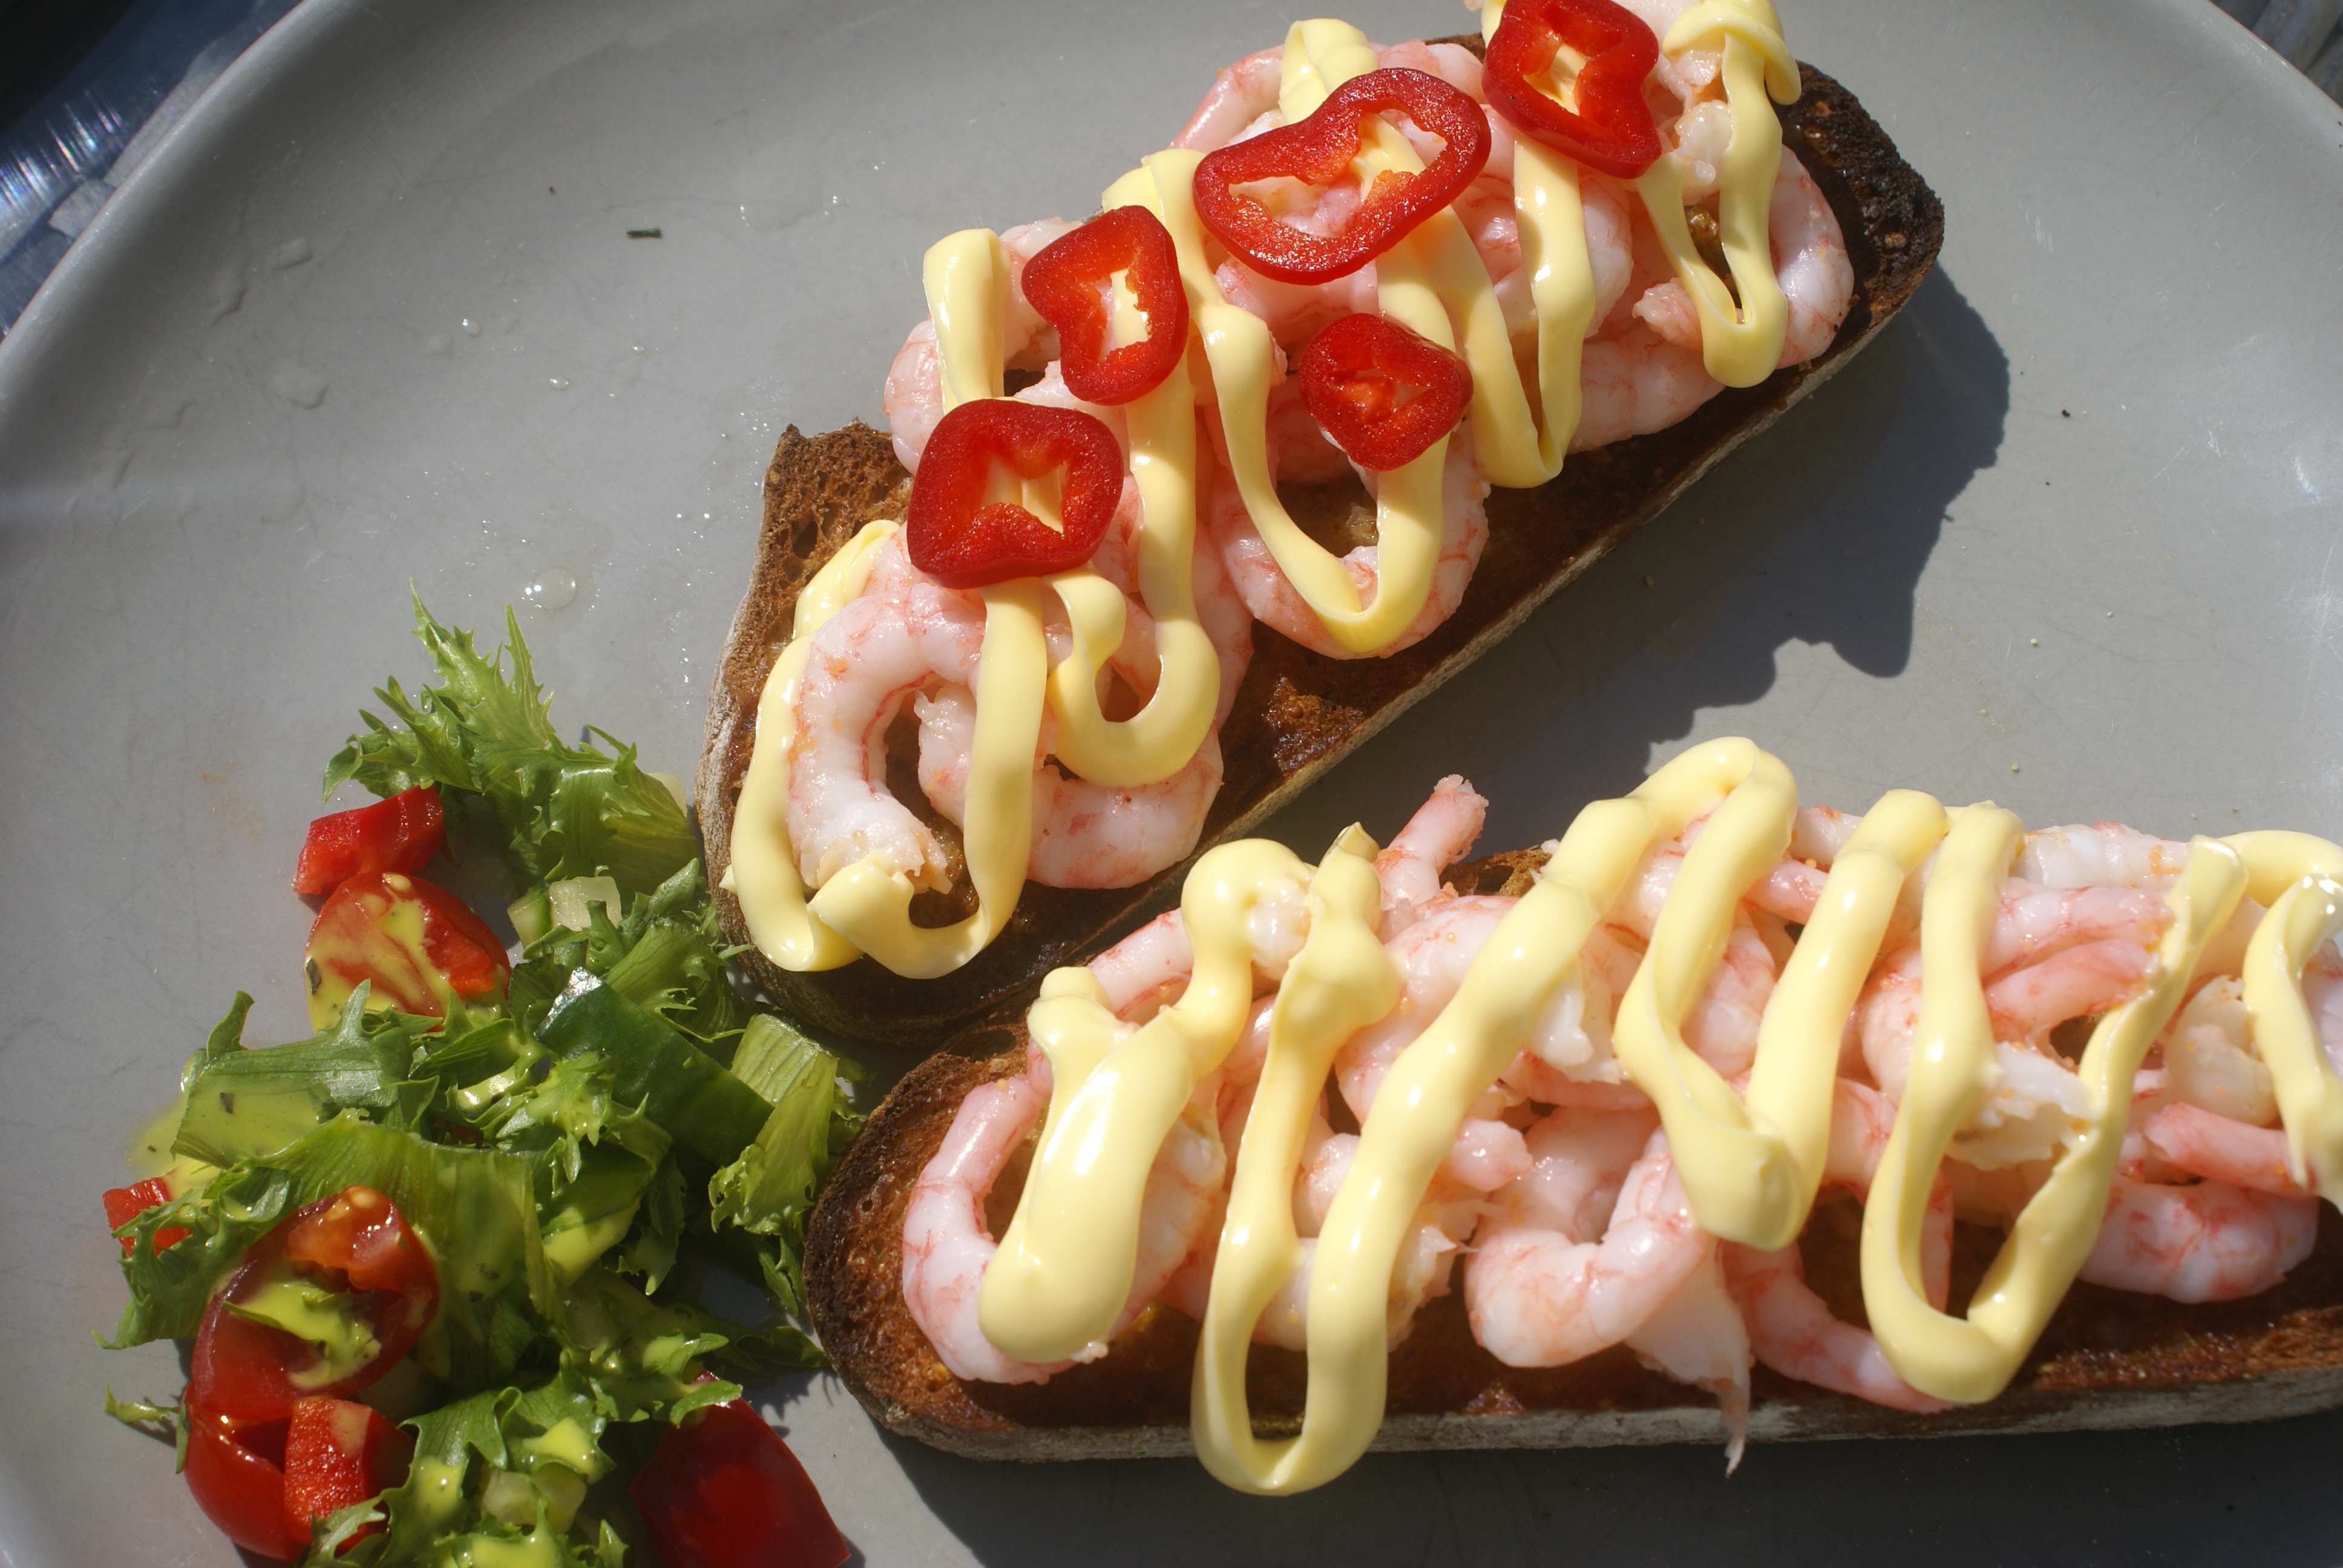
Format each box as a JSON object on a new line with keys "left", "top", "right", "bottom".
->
{"left": 879, "top": 218, "right": 1082, "bottom": 472}
{"left": 2077, "top": 1175, "right": 2318, "bottom": 1304}
{"left": 1720, "top": 1081, "right": 1955, "bottom": 1414}
{"left": 903, "top": 1068, "right": 1226, "bottom": 1382}
{"left": 787, "top": 580, "right": 986, "bottom": 891}
{"left": 1207, "top": 429, "right": 1489, "bottom": 660}
{"left": 1466, "top": 1128, "right": 1712, "bottom": 1367}
{"left": 2141, "top": 1103, "right": 2309, "bottom": 1199}
{"left": 1627, "top": 1247, "right": 1752, "bottom": 1468}
{"left": 914, "top": 684, "right": 1222, "bottom": 888}
{"left": 1373, "top": 774, "right": 1488, "bottom": 935}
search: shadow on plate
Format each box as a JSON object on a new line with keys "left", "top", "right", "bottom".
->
{"left": 876, "top": 1405, "right": 2343, "bottom": 1568}
{"left": 1265, "top": 264, "right": 2011, "bottom": 857}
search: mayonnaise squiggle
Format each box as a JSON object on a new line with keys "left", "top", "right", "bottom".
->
{"left": 972, "top": 739, "right": 2343, "bottom": 1492}
{"left": 735, "top": 2, "right": 1821, "bottom": 979}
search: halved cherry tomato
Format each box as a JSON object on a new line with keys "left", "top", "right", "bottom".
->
{"left": 630, "top": 1399, "right": 850, "bottom": 1568}
{"left": 188, "top": 1186, "right": 439, "bottom": 1423}
{"left": 185, "top": 1404, "right": 303, "bottom": 1560}
{"left": 292, "top": 786, "right": 446, "bottom": 896}
{"left": 304, "top": 869, "right": 510, "bottom": 1024}
{"left": 281, "top": 1396, "right": 412, "bottom": 1551}
{"left": 1482, "top": 0, "right": 1663, "bottom": 180}
{"left": 184, "top": 1396, "right": 410, "bottom": 1561}
{"left": 1191, "top": 67, "right": 1489, "bottom": 285}
{"left": 103, "top": 1177, "right": 191, "bottom": 1256}
{"left": 1299, "top": 312, "right": 1474, "bottom": 471}
{"left": 1019, "top": 206, "right": 1190, "bottom": 405}
{"left": 905, "top": 399, "right": 1124, "bottom": 589}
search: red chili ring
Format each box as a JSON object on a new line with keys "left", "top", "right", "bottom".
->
{"left": 1298, "top": 312, "right": 1474, "bottom": 472}
{"left": 1192, "top": 67, "right": 1491, "bottom": 286}
{"left": 1481, "top": 0, "right": 1665, "bottom": 181}
{"left": 1020, "top": 206, "right": 1190, "bottom": 406}
{"left": 906, "top": 399, "right": 1126, "bottom": 589}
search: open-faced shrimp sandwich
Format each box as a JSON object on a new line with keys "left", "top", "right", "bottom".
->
{"left": 698, "top": 0, "right": 1945, "bottom": 1045}
{"left": 807, "top": 742, "right": 2343, "bottom": 1487}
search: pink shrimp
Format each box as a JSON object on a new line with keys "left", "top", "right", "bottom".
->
{"left": 787, "top": 580, "right": 986, "bottom": 891}
{"left": 2077, "top": 1175, "right": 2318, "bottom": 1304}
{"left": 1466, "top": 1127, "right": 1712, "bottom": 1367}
{"left": 1720, "top": 1081, "right": 1955, "bottom": 1414}
{"left": 903, "top": 1070, "right": 1227, "bottom": 1382}
{"left": 878, "top": 218, "right": 1087, "bottom": 473}
{"left": 2141, "top": 1103, "right": 2309, "bottom": 1199}
{"left": 1374, "top": 774, "right": 1488, "bottom": 935}
{"left": 1206, "top": 425, "right": 1489, "bottom": 660}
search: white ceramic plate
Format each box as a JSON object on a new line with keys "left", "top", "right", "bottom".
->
{"left": 4, "top": 0, "right": 2339, "bottom": 1561}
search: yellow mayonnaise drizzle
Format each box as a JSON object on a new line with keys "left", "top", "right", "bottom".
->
{"left": 732, "top": 4, "right": 1807, "bottom": 976}
{"left": 980, "top": 839, "right": 1314, "bottom": 1361}
{"left": 977, "top": 737, "right": 2343, "bottom": 1490}
{"left": 720, "top": 520, "right": 898, "bottom": 972}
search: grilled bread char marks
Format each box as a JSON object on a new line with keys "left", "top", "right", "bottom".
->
{"left": 803, "top": 852, "right": 2343, "bottom": 1464}
{"left": 696, "top": 62, "right": 1945, "bottom": 1048}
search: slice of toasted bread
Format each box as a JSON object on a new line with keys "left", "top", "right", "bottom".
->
{"left": 697, "top": 63, "right": 1945, "bottom": 1048}
{"left": 802, "top": 850, "right": 2343, "bottom": 1462}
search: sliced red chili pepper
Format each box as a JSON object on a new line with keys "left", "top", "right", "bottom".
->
{"left": 103, "top": 1176, "right": 191, "bottom": 1256}
{"left": 1482, "top": 0, "right": 1663, "bottom": 181}
{"left": 1192, "top": 67, "right": 1490, "bottom": 286}
{"left": 281, "top": 1396, "right": 412, "bottom": 1551}
{"left": 1020, "top": 207, "right": 1189, "bottom": 406}
{"left": 630, "top": 1398, "right": 850, "bottom": 1568}
{"left": 906, "top": 399, "right": 1124, "bottom": 589}
{"left": 293, "top": 785, "right": 446, "bottom": 896}
{"left": 188, "top": 1184, "right": 440, "bottom": 1423}
{"left": 304, "top": 869, "right": 511, "bottom": 1024}
{"left": 1298, "top": 313, "right": 1474, "bottom": 471}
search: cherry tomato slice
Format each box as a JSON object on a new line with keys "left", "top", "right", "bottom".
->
{"left": 188, "top": 1185, "right": 439, "bottom": 1423}
{"left": 103, "top": 1176, "right": 191, "bottom": 1256}
{"left": 1192, "top": 67, "right": 1490, "bottom": 286}
{"left": 905, "top": 399, "right": 1125, "bottom": 589}
{"left": 304, "top": 869, "right": 510, "bottom": 1025}
{"left": 185, "top": 1404, "right": 303, "bottom": 1561}
{"left": 1482, "top": 0, "right": 1663, "bottom": 180}
{"left": 282, "top": 1396, "right": 412, "bottom": 1551}
{"left": 1299, "top": 312, "right": 1474, "bottom": 471}
{"left": 292, "top": 786, "right": 447, "bottom": 896}
{"left": 1019, "top": 206, "right": 1190, "bottom": 405}
{"left": 630, "top": 1399, "right": 849, "bottom": 1568}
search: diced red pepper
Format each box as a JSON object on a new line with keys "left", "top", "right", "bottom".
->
{"left": 182, "top": 1396, "right": 411, "bottom": 1562}
{"left": 1191, "top": 67, "right": 1490, "bottom": 286}
{"left": 305, "top": 871, "right": 510, "bottom": 1023}
{"left": 292, "top": 786, "right": 445, "bottom": 896}
{"left": 1020, "top": 206, "right": 1190, "bottom": 406}
{"left": 184, "top": 1403, "right": 304, "bottom": 1560}
{"left": 281, "top": 1396, "right": 411, "bottom": 1551}
{"left": 189, "top": 1186, "right": 440, "bottom": 1423}
{"left": 1299, "top": 313, "right": 1474, "bottom": 471}
{"left": 1482, "top": 0, "right": 1663, "bottom": 180}
{"left": 103, "top": 1176, "right": 191, "bottom": 1256}
{"left": 630, "top": 1399, "right": 850, "bottom": 1568}
{"left": 905, "top": 399, "right": 1124, "bottom": 589}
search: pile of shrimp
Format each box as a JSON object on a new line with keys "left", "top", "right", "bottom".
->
{"left": 812, "top": 8, "right": 1856, "bottom": 900}
{"left": 903, "top": 781, "right": 2338, "bottom": 1463}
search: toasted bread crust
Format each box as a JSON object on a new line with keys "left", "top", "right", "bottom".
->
{"left": 802, "top": 863, "right": 2343, "bottom": 1462}
{"left": 697, "top": 64, "right": 1946, "bottom": 1047}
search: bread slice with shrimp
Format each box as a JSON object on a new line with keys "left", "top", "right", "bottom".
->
{"left": 802, "top": 840, "right": 2343, "bottom": 1465}
{"left": 696, "top": 61, "right": 1943, "bottom": 1049}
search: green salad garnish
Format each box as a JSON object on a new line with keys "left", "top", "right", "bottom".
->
{"left": 103, "top": 598, "right": 859, "bottom": 1565}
